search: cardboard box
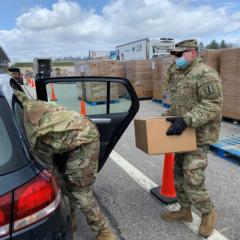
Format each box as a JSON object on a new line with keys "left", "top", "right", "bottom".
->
{"left": 134, "top": 117, "right": 197, "bottom": 154}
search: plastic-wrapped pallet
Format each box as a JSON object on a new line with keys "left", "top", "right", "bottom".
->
{"left": 98, "top": 60, "right": 126, "bottom": 98}
{"left": 85, "top": 82, "right": 119, "bottom": 103}
{"left": 99, "top": 60, "right": 125, "bottom": 78}
{"left": 75, "top": 60, "right": 124, "bottom": 99}
{"left": 126, "top": 60, "right": 153, "bottom": 99}
{"left": 74, "top": 61, "right": 100, "bottom": 76}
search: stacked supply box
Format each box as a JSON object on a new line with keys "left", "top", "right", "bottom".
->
{"left": 75, "top": 60, "right": 125, "bottom": 103}
{"left": 220, "top": 48, "right": 240, "bottom": 120}
{"left": 74, "top": 61, "right": 100, "bottom": 100}
{"left": 98, "top": 60, "right": 126, "bottom": 97}
{"left": 126, "top": 60, "right": 153, "bottom": 99}
{"left": 200, "top": 50, "right": 221, "bottom": 73}
{"left": 98, "top": 60, "right": 125, "bottom": 78}
{"left": 75, "top": 60, "right": 125, "bottom": 77}
{"left": 85, "top": 82, "right": 119, "bottom": 103}
{"left": 74, "top": 61, "right": 99, "bottom": 76}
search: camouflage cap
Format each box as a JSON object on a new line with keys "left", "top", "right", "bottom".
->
{"left": 170, "top": 39, "right": 198, "bottom": 55}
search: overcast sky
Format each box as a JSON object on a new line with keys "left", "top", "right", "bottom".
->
{"left": 0, "top": 0, "right": 240, "bottom": 61}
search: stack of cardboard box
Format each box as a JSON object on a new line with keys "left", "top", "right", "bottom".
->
{"left": 98, "top": 60, "right": 125, "bottom": 78}
{"left": 75, "top": 60, "right": 125, "bottom": 101}
{"left": 126, "top": 60, "right": 153, "bottom": 99}
{"left": 98, "top": 60, "right": 126, "bottom": 97}
{"left": 200, "top": 50, "right": 221, "bottom": 73}
{"left": 74, "top": 61, "right": 99, "bottom": 76}
{"left": 84, "top": 82, "right": 119, "bottom": 103}
{"left": 75, "top": 60, "right": 125, "bottom": 77}
{"left": 220, "top": 48, "right": 240, "bottom": 120}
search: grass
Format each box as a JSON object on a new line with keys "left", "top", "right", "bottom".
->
{"left": 13, "top": 61, "right": 75, "bottom": 68}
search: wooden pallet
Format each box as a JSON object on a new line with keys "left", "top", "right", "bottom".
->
{"left": 138, "top": 97, "right": 152, "bottom": 100}
{"left": 86, "top": 99, "right": 120, "bottom": 106}
{"left": 162, "top": 102, "right": 171, "bottom": 109}
{"left": 222, "top": 117, "right": 240, "bottom": 125}
{"left": 210, "top": 136, "right": 240, "bottom": 163}
{"left": 152, "top": 99, "right": 170, "bottom": 109}
{"left": 152, "top": 99, "right": 162, "bottom": 104}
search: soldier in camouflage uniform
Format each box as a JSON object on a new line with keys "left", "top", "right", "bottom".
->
{"left": 161, "top": 39, "right": 223, "bottom": 237}
{"left": 14, "top": 90, "right": 117, "bottom": 240}
{"left": 162, "top": 62, "right": 177, "bottom": 105}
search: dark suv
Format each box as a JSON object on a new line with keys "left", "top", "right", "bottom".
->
{"left": 0, "top": 74, "right": 139, "bottom": 239}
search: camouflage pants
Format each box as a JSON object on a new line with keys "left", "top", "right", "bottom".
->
{"left": 34, "top": 134, "right": 108, "bottom": 233}
{"left": 174, "top": 145, "right": 214, "bottom": 214}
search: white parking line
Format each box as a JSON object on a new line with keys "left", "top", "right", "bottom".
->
{"left": 110, "top": 150, "right": 228, "bottom": 240}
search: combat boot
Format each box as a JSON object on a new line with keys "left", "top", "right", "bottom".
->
{"left": 161, "top": 207, "right": 193, "bottom": 222}
{"left": 199, "top": 207, "right": 216, "bottom": 237}
{"left": 96, "top": 227, "right": 117, "bottom": 240}
{"left": 71, "top": 210, "right": 78, "bottom": 233}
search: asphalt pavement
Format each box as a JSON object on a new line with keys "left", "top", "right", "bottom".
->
{"left": 23, "top": 84, "right": 240, "bottom": 240}
{"left": 74, "top": 100, "right": 240, "bottom": 240}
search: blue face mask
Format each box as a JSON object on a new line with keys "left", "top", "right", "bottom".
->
{"left": 175, "top": 57, "right": 189, "bottom": 69}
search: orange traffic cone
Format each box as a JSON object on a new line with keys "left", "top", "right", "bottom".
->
{"left": 31, "top": 79, "right": 36, "bottom": 88}
{"left": 28, "top": 77, "right": 32, "bottom": 86}
{"left": 80, "top": 99, "right": 86, "bottom": 116}
{"left": 50, "top": 83, "right": 57, "bottom": 101}
{"left": 150, "top": 153, "right": 177, "bottom": 204}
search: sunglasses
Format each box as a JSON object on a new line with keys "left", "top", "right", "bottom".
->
{"left": 175, "top": 50, "right": 192, "bottom": 58}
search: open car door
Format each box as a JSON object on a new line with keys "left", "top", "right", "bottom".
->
{"left": 35, "top": 76, "right": 139, "bottom": 171}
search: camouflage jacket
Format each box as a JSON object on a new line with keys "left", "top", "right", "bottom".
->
{"left": 164, "top": 57, "right": 223, "bottom": 145}
{"left": 14, "top": 90, "right": 99, "bottom": 152}
{"left": 163, "top": 63, "right": 177, "bottom": 92}
{"left": 162, "top": 63, "right": 178, "bottom": 102}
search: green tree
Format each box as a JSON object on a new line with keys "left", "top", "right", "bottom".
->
{"left": 227, "top": 42, "right": 234, "bottom": 48}
{"left": 205, "top": 40, "right": 219, "bottom": 49}
{"left": 219, "top": 40, "right": 228, "bottom": 49}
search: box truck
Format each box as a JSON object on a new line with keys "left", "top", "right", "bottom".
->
{"left": 116, "top": 38, "right": 175, "bottom": 61}
{"left": 33, "top": 58, "right": 52, "bottom": 77}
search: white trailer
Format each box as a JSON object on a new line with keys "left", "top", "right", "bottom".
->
{"left": 116, "top": 38, "right": 175, "bottom": 60}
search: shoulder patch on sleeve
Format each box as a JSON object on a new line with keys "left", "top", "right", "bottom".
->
{"left": 205, "top": 84, "right": 214, "bottom": 95}
{"left": 199, "top": 81, "right": 222, "bottom": 100}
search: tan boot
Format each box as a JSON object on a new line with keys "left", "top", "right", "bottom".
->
{"left": 161, "top": 207, "right": 193, "bottom": 222}
{"left": 199, "top": 207, "right": 216, "bottom": 237}
{"left": 71, "top": 210, "right": 78, "bottom": 233}
{"left": 96, "top": 227, "right": 117, "bottom": 240}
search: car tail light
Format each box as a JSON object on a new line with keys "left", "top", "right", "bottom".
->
{"left": 0, "top": 192, "right": 12, "bottom": 237}
{"left": 13, "top": 169, "right": 61, "bottom": 232}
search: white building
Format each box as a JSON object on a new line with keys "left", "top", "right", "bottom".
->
{"left": 116, "top": 38, "right": 175, "bottom": 61}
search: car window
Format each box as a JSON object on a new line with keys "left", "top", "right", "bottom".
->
{"left": 0, "top": 117, "right": 12, "bottom": 165}
{"left": 45, "top": 81, "right": 132, "bottom": 115}
{"left": 13, "top": 98, "right": 25, "bottom": 133}
{"left": 0, "top": 97, "right": 29, "bottom": 176}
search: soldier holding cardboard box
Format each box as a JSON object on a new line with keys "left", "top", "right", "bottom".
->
{"left": 161, "top": 39, "right": 223, "bottom": 237}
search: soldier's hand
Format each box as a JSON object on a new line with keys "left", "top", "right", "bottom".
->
{"left": 166, "top": 117, "right": 187, "bottom": 135}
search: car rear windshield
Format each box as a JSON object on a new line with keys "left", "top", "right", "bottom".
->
{"left": 0, "top": 97, "right": 29, "bottom": 176}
